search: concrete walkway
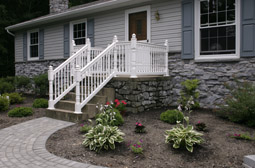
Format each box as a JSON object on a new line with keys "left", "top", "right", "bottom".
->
{"left": 0, "top": 117, "right": 105, "bottom": 168}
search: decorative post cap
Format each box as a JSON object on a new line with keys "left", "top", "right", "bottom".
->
{"left": 75, "top": 65, "right": 80, "bottom": 70}
{"left": 131, "top": 34, "right": 137, "bottom": 40}
{"left": 113, "top": 35, "right": 118, "bottom": 43}
{"left": 164, "top": 40, "right": 168, "bottom": 46}
{"left": 49, "top": 66, "right": 53, "bottom": 70}
{"left": 86, "top": 38, "right": 91, "bottom": 44}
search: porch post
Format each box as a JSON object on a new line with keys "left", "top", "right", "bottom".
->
{"left": 48, "top": 66, "right": 54, "bottom": 109}
{"left": 164, "top": 40, "right": 169, "bottom": 76}
{"left": 86, "top": 38, "right": 91, "bottom": 64}
{"left": 75, "top": 65, "right": 82, "bottom": 114}
{"left": 113, "top": 35, "right": 118, "bottom": 76}
{"left": 130, "top": 34, "right": 137, "bottom": 78}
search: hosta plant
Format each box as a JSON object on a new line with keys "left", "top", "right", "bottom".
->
{"left": 165, "top": 117, "right": 204, "bottom": 152}
{"left": 82, "top": 124, "right": 125, "bottom": 153}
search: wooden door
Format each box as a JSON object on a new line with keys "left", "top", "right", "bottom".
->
{"left": 129, "top": 11, "right": 147, "bottom": 41}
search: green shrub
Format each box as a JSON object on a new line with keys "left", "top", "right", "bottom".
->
{"left": 218, "top": 81, "right": 255, "bottom": 127}
{"left": 165, "top": 117, "right": 204, "bottom": 153}
{"left": 0, "top": 81, "right": 15, "bottom": 94}
{"left": 16, "top": 76, "right": 31, "bottom": 91}
{"left": 160, "top": 110, "right": 184, "bottom": 124}
{"left": 32, "top": 98, "right": 48, "bottom": 108}
{"left": 82, "top": 124, "right": 125, "bottom": 152}
{"left": 8, "top": 107, "right": 33, "bottom": 117}
{"left": 0, "top": 96, "right": 10, "bottom": 111}
{"left": 178, "top": 79, "right": 200, "bottom": 109}
{"left": 33, "top": 73, "right": 48, "bottom": 96}
{"left": 3, "top": 93, "right": 24, "bottom": 104}
{"left": 96, "top": 105, "right": 124, "bottom": 126}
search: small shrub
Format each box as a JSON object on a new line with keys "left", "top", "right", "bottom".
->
{"left": 3, "top": 93, "right": 24, "bottom": 104}
{"left": 8, "top": 107, "right": 33, "bottom": 117}
{"left": 230, "top": 133, "right": 254, "bottom": 141}
{"left": 160, "top": 110, "right": 184, "bottom": 124}
{"left": 32, "top": 98, "right": 48, "bottom": 108}
{"left": 33, "top": 73, "right": 48, "bottom": 96}
{"left": 131, "top": 140, "right": 143, "bottom": 154}
{"left": 82, "top": 124, "right": 125, "bottom": 153}
{"left": 218, "top": 81, "right": 255, "bottom": 127}
{"left": 195, "top": 121, "right": 207, "bottom": 131}
{"left": 16, "top": 76, "right": 31, "bottom": 92}
{"left": 0, "top": 81, "right": 15, "bottom": 94}
{"left": 165, "top": 117, "right": 204, "bottom": 153}
{"left": 0, "top": 96, "right": 10, "bottom": 111}
{"left": 135, "top": 122, "right": 146, "bottom": 133}
{"left": 178, "top": 79, "right": 200, "bottom": 109}
{"left": 96, "top": 105, "right": 124, "bottom": 126}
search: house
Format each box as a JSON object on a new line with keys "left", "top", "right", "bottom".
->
{"left": 5, "top": 0, "right": 255, "bottom": 120}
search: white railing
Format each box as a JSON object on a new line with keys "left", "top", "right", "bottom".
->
{"left": 48, "top": 34, "right": 169, "bottom": 112}
{"left": 48, "top": 39, "right": 103, "bottom": 109}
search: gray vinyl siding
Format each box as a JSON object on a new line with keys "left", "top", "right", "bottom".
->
{"left": 94, "top": 11, "right": 125, "bottom": 47}
{"left": 15, "top": 33, "right": 23, "bottom": 62}
{"left": 151, "top": 0, "right": 182, "bottom": 51}
{"left": 44, "top": 24, "right": 64, "bottom": 60}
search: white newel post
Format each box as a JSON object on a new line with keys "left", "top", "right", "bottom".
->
{"left": 86, "top": 38, "right": 91, "bottom": 63}
{"left": 164, "top": 40, "right": 169, "bottom": 76}
{"left": 113, "top": 35, "right": 118, "bottom": 75}
{"left": 130, "top": 34, "right": 137, "bottom": 78}
{"left": 75, "top": 65, "right": 82, "bottom": 114}
{"left": 48, "top": 66, "right": 54, "bottom": 109}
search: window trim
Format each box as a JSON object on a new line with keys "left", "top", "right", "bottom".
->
{"left": 70, "top": 19, "right": 87, "bottom": 54}
{"left": 194, "top": 0, "right": 240, "bottom": 61}
{"left": 27, "top": 29, "right": 39, "bottom": 61}
{"left": 125, "top": 5, "right": 151, "bottom": 42}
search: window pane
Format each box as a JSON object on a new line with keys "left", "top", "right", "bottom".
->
{"left": 209, "top": 13, "right": 216, "bottom": 25}
{"left": 218, "top": 0, "right": 226, "bottom": 11}
{"left": 210, "top": 38, "right": 217, "bottom": 51}
{"left": 227, "top": 10, "right": 235, "bottom": 21}
{"left": 75, "top": 38, "right": 86, "bottom": 45}
{"left": 227, "top": 37, "right": 235, "bottom": 50}
{"left": 209, "top": 0, "right": 217, "bottom": 13}
{"left": 218, "top": 11, "right": 226, "bottom": 23}
{"left": 201, "top": 29, "right": 209, "bottom": 38}
{"left": 201, "top": 38, "right": 209, "bottom": 51}
{"left": 201, "top": 14, "right": 208, "bottom": 25}
{"left": 200, "top": 1, "right": 208, "bottom": 14}
{"left": 209, "top": 28, "right": 217, "bottom": 38}
{"left": 30, "top": 45, "right": 38, "bottom": 58}
{"left": 218, "top": 27, "right": 226, "bottom": 37}
{"left": 218, "top": 37, "right": 227, "bottom": 50}
{"left": 227, "top": 0, "right": 235, "bottom": 10}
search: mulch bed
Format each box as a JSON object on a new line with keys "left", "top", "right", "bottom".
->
{"left": 0, "top": 95, "right": 46, "bottom": 130}
{"left": 46, "top": 108, "right": 255, "bottom": 168}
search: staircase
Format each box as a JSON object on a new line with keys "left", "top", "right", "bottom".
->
{"left": 46, "top": 34, "right": 169, "bottom": 122}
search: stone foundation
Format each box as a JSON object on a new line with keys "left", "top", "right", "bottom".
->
{"left": 15, "top": 60, "right": 65, "bottom": 78}
{"left": 106, "top": 77, "right": 172, "bottom": 113}
{"left": 168, "top": 53, "right": 255, "bottom": 109}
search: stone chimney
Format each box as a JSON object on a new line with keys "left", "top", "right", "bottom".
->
{"left": 49, "top": 0, "right": 69, "bottom": 14}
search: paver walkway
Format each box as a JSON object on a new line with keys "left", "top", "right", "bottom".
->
{"left": 0, "top": 117, "right": 105, "bottom": 168}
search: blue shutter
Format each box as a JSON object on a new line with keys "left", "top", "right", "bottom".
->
{"left": 64, "top": 24, "right": 70, "bottom": 58}
{"left": 241, "top": 0, "right": 255, "bottom": 57}
{"left": 39, "top": 29, "right": 44, "bottom": 60}
{"left": 87, "top": 19, "right": 95, "bottom": 47}
{"left": 23, "top": 33, "right": 27, "bottom": 62}
{"left": 181, "top": 0, "right": 194, "bottom": 59}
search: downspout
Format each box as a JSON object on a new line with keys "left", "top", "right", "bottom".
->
{"left": 6, "top": 28, "right": 15, "bottom": 37}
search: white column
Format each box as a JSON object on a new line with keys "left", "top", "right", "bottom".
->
{"left": 130, "top": 34, "right": 137, "bottom": 78}
{"left": 75, "top": 65, "right": 82, "bottom": 114}
{"left": 48, "top": 66, "right": 54, "bottom": 109}
{"left": 164, "top": 40, "right": 169, "bottom": 76}
{"left": 113, "top": 35, "right": 118, "bottom": 76}
{"left": 86, "top": 38, "right": 91, "bottom": 64}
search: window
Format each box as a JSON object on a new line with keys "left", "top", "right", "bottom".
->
{"left": 28, "top": 30, "right": 39, "bottom": 60}
{"left": 195, "top": 0, "right": 240, "bottom": 60}
{"left": 72, "top": 21, "right": 86, "bottom": 45}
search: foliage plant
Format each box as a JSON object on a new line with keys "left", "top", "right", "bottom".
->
{"left": 82, "top": 124, "right": 125, "bottom": 153}
{"left": 218, "top": 80, "right": 255, "bottom": 127}
{"left": 8, "top": 107, "right": 33, "bottom": 117}
{"left": 230, "top": 133, "right": 254, "bottom": 141}
{"left": 178, "top": 79, "right": 200, "bottom": 109}
{"left": 0, "top": 95, "right": 10, "bottom": 111}
{"left": 32, "top": 98, "right": 48, "bottom": 108}
{"left": 16, "top": 76, "right": 31, "bottom": 92}
{"left": 135, "top": 122, "right": 146, "bottom": 133}
{"left": 0, "top": 79, "right": 15, "bottom": 94}
{"left": 165, "top": 117, "right": 204, "bottom": 153}
{"left": 80, "top": 119, "right": 93, "bottom": 134}
{"left": 96, "top": 104, "right": 124, "bottom": 126}
{"left": 195, "top": 121, "right": 207, "bottom": 131}
{"left": 160, "top": 110, "right": 184, "bottom": 124}
{"left": 108, "top": 99, "right": 127, "bottom": 114}
{"left": 131, "top": 139, "right": 143, "bottom": 154}
{"left": 3, "top": 92, "right": 24, "bottom": 104}
{"left": 33, "top": 73, "right": 48, "bottom": 96}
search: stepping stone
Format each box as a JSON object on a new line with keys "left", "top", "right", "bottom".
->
{"left": 243, "top": 155, "right": 255, "bottom": 168}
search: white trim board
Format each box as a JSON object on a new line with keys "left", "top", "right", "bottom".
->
{"left": 125, "top": 5, "right": 151, "bottom": 42}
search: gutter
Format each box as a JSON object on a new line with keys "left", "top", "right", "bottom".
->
{"left": 6, "top": 28, "right": 15, "bottom": 37}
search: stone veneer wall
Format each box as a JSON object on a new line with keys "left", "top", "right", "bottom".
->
{"left": 168, "top": 52, "right": 255, "bottom": 109}
{"left": 49, "top": 0, "right": 69, "bottom": 14}
{"left": 15, "top": 60, "right": 65, "bottom": 78}
{"left": 106, "top": 77, "right": 172, "bottom": 113}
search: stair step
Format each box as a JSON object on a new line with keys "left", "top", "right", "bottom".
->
{"left": 46, "top": 109, "right": 85, "bottom": 122}
{"left": 64, "top": 93, "right": 107, "bottom": 105}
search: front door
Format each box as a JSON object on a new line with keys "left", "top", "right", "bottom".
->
{"left": 129, "top": 11, "right": 147, "bottom": 41}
